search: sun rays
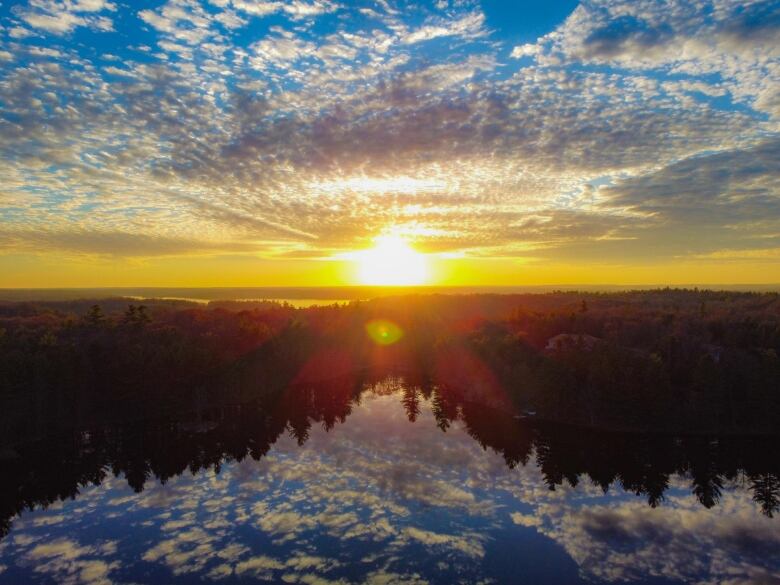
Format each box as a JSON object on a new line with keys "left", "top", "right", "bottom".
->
{"left": 353, "top": 235, "right": 429, "bottom": 286}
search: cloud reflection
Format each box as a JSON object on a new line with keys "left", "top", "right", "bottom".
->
{"left": 0, "top": 388, "right": 778, "bottom": 584}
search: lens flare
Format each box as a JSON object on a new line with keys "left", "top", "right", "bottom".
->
{"left": 365, "top": 319, "right": 404, "bottom": 346}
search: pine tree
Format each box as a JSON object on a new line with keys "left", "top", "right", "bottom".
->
{"left": 84, "top": 304, "right": 105, "bottom": 326}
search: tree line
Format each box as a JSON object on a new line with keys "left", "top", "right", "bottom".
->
{"left": 0, "top": 289, "right": 779, "bottom": 438}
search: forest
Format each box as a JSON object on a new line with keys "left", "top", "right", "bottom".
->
{"left": 1, "top": 289, "right": 779, "bottom": 441}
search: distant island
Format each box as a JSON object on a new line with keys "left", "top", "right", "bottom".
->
{"left": 1, "top": 289, "right": 779, "bottom": 439}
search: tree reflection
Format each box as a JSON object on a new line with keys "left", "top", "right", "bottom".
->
{"left": 0, "top": 371, "right": 778, "bottom": 540}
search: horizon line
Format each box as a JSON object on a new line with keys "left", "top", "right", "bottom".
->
{"left": 2, "top": 284, "right": 780, "bottom": 290}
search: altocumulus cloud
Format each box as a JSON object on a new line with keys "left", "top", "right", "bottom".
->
{"left": 0, "top": 0, "right": 777, "bottom": 263}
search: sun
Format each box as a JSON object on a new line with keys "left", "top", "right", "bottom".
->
{"left": 355, "top": 235, "right": 429, "bottom": 286}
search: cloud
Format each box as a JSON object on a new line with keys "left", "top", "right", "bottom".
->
{"left": 510, "top": 43, "right": 539, "bottom": 59}
{"left": 142, "top": 530, "right": 216, "bottom": 575}
{"left": 581, "top": 14, "right": 675, "bottom": 60}
{"left": 234, "top": 554, "right": 285, "bottom": 576}
{"left": 13, "top": 0, "right": 116, "bottom": 35}
{"left": 558, "top": 0, "right": 780, "bottom": 63}
{"left": 138, "top": 0, "right": 214, "bottom": 45}
{"left": 21, "top": 538, "right": 119, "bottom": 585}
{"left": 549, "top": 0, "right": 780, "bottom": 117}
{"left": 511, "top": 512, "right": 543, "bottom": 527}
{"left": 0, "top": 0, "right": 777, "bottom": 268}
{"left": 401, "top": 527, "right": 485, "bottom": 559}
{"left": 601, "top": 137, "right": 780, "bottom": 226}
{"left": 0, "top": 229, "right": 264, "bottom": 257}
{"left": 401, "top": 11, "right": 486, "bottom": 44}
{"left": 228, "top": 0, "right": 339, "bottom": 20}
{"left": 534, "top": 496, "right": 780, "bottom": 584}
{"left": 250, "top": 30, "right": 317, "bottom": 70}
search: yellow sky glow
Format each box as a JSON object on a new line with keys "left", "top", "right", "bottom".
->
{"left": 2, "top": 0, "right": 779, "bottom": 290}
{"left": 1, "top": 249, "right": 779, "bottom": 288}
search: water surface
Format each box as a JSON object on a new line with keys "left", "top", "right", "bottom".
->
{"left": 0, "top": 378, "right": 778, "bottom": 584}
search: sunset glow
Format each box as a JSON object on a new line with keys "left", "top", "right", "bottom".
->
{"left": 1, "top": 1, "right": 779, "bottom": 582}
{"left": 0, "top": 0, "right": 777, "bottom": 287}
{"left": 355, "top": 236, "right": 429, "bottom": 286}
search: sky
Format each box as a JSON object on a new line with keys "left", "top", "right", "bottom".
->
{"left": 0, "top": 0, "right": 779, "bottom": 287}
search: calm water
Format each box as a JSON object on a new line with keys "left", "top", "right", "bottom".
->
{"left": 0, "top": 378, "right": 778, "bottom": 584}
{"left": 126, "top": 296, "right": 354, "bottom": 308}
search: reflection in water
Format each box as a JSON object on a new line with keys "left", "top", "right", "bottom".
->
{"left": 0, "top": 374, "right": 778, "bottom": 584}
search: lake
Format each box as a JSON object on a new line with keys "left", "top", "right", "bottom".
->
{"left": 0, "top": 376, "right": 778, "bottom": 584}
